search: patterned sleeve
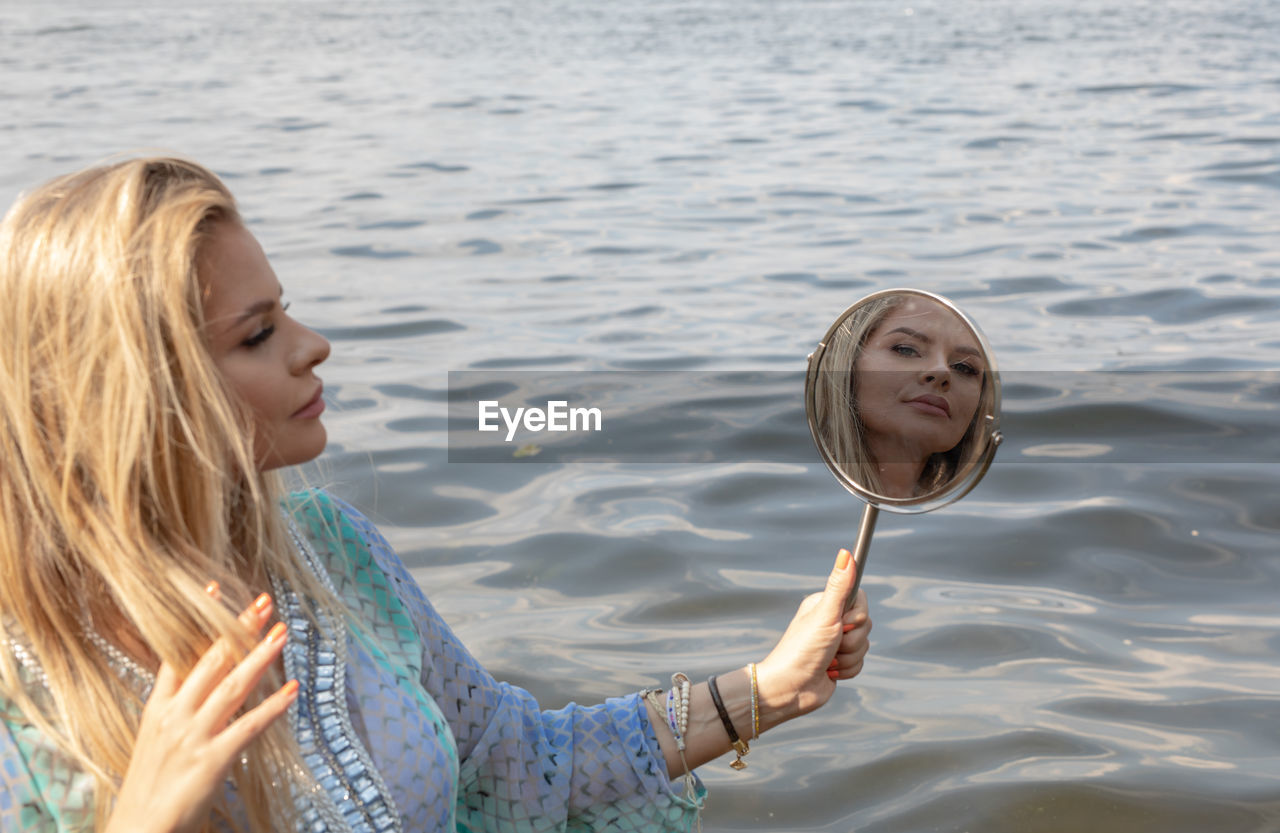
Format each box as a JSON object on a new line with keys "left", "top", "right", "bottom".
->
{"left": 0, "top": 713, "right": 44, "bottom": 831}
{"left": 0, "top": 699, "right": 90, "bottom": 832}
{"left": 321, "top": 493, "right": 704, "bottom": 833}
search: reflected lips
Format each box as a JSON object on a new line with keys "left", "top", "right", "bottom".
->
{"left": 292, "top": 385, "right": 325, "bottom": 419}
{"left": 907, "top": 394, "right": 949, "bottom": 417}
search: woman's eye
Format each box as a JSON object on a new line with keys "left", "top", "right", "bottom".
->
{"left": 953, "top": 361, "right": 980, "bottom": 377}
{"left": 892, "top": 344, "right": 920, "bottom": 357}
{"left": 243, "top": 325, "right": 275, "bottom": 348}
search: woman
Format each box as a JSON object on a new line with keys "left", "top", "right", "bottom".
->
{"left": 815, "top": 292, "right": 989, "bottom": 500}
{"left": 0, "top": 158, "right": 872, "bottom": 833}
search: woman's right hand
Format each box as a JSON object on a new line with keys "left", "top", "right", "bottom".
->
{"left": 104, "top": 591, "right": 299, "bottom": 833}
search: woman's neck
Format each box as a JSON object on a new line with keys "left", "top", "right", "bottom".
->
{"left": 864, "top": 435, "right": 927, "bottom": 499}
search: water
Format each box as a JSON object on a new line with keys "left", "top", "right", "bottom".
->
{"left": 4, "top": 1, "right": 1280, "bottom": 830}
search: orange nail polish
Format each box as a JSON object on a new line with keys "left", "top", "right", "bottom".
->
{"left": 827, "top": 670, "right": 839, "bottom": 680}
{"left": 282, "top": 679, "right": 300, "bottom": 699}
{"left": 265, "top": 622, "right": 287, "bottom": 644}
{"left": 835, "top": 549, "right": 851, "bottom": 571}
{"left": 205, "top": 581, "right": 220, "bottom": 597}
{"left": 253, "top": 593, "right": 271, "bottom": 613}
{"left": 843, "top": 623, "right": 857, "bottom": 633}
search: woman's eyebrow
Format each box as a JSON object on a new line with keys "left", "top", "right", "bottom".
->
{"left": 221, "top": 286, "right": 285, "bottom": 333}
{"left": 885, "top": 326, "right": 982, "bottom": 358}
{"left": 230, "top": 299, "right": 276, "bottom": 328}
{"left": 886, "top": 325, "right": 928, "bottom": 341}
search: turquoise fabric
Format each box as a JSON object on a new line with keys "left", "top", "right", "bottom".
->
{"left": 0, "top": 491, "right": 704, "bottom": 832}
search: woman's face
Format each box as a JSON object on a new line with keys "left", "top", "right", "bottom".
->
{"left": 853, "top": 297, "right": 985, "bottom": 461}
{"left": 198, "top": 221, "right": 331, "bottom": 471}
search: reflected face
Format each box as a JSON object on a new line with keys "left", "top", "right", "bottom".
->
{"left": 199, "top": 222, "right": 331, "bottom": 470}
{"left": 853, "top": 297, "right": 984, "bottom": 461}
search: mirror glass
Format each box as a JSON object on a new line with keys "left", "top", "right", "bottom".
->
{"left": 806, "top": 288, "right": 1002, "bottom": 514}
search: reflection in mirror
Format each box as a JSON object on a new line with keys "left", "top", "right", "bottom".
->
{"left": 806, "top": 288, "right": 1003, "bottom": 609}
{"left": 810, "top": 290, "right": 1001, "bottom": 509}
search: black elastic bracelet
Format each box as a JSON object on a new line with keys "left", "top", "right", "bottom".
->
{"left": 707, "top": 675, "right": 750, "bottom": 769}
{"left": 706, "top": 675, "right": 740, "bottom": 743}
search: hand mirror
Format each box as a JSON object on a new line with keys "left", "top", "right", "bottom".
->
{"left": 805, "top": 288, "right": 1003, "bottom": 607}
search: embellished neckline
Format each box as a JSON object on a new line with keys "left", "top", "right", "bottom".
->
{"left": 271, "top": 518, "right": 404, "bottom": 833}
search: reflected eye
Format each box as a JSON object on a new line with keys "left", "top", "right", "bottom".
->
{"left": 891, "top": 344, "right": 920, "bottom": 357}
{"left": 952, "top": 361, "right": 980, "bottom": 377}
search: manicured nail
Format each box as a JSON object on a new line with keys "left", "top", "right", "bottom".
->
{"left": 253, "top": 593, "right": 272, "bottom": 613}
{"left": 828, "top": 658, "right": 839, "bottom": 670}
{"left": 264, "top": 622, "right": 287, "bottom": 644}
{"left": 282, "top": 679, "right": 300, "bottom": 700}
{"left": 835, "top": 549, "right": 851, "bottom": 571}
{"left": 843, "top": 623, "right": 857, "bottom": 633}
{"left": 827, "top": 670, "right": 839, "bottom": 680}
{"left": 205, "top": 581, "right": 220, "bottom": 597}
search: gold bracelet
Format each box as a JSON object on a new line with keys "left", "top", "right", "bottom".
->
{"left": 748, "top": 662, "right": 760, "bottom": 740}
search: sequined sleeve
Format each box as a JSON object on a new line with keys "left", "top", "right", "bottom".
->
{"left": 316, "top": 493, "right": 704, "bottom": 833}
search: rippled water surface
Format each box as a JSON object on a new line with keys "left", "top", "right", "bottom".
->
{"left": 5, "top": 1, "right": 1280, "bottom": 830}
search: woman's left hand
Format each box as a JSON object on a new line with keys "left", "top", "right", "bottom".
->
{"left": 754, "top": 549, "right": 871, "bottom": 731}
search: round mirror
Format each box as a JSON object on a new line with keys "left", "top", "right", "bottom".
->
{"left": 805, "top": 289, "right": 1003, "bottom": 604}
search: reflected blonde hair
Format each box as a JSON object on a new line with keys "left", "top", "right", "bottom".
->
{"left": 0, "top": 158, "right": 340, "bottom": 832}
{"left": 814, "top": 293, "right": 990, "bottom": 497}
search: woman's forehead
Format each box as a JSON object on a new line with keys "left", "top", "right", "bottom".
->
{"left": 198, "top": 224, "right": 278, "bottom": 304}
{"left": 879, "top": 298, "right": 968, "bottom": 334}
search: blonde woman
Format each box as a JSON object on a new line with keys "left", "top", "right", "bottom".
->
{"left": 0, "top": 158, "right": 872, "bottom": 833}
{"left": 815, "top": 293, "right": 989, "bottom": 500}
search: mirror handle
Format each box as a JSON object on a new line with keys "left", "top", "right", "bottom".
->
{"left": 845, "top": 502, "right": 879, "bottom": 611}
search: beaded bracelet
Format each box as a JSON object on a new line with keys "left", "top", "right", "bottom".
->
{"left": 666, "top": 672, "right": 691, "bottom": 751}
{"left": 647, "top": 680, "right": 700, "bottom": 821}
{"left": 664, "top": 687, "right": 681, "bottom": 749}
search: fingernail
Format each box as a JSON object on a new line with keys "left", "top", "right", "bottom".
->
{"left": 205, "top": 581, "right": 220, "bottom": 597}
{"left": 265, "top": 622, "right": 287, "bottom": 644}
{"left": 843, "top": 623, "right": 857, "bottom": 633}
{"left": 828, "top": 658, "right": 839, "bottom": 670}
{"left": 253, "top": 593, "right": 272, "bottom": 613}
{"left": 827, "top": 670, "right": 839, "bottom": 680}
{"left": 835, "top": 549, "right": 851, "bottom": 571}
{"left": 282, "top": 679, "right": 300, "bottom": 700}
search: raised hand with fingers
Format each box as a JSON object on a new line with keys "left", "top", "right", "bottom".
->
{"left": 754, "top": 548, "right": 873, "bottom": 728}
{"left": 103, "top": 588, "right": 299, "bottom": 833}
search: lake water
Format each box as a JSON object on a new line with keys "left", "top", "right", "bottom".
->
{"left": 4, "top": 1, "right": 1280, "bottom": 831}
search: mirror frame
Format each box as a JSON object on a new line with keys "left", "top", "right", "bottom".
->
{"left": 805, "top": 287, "right": 1003, "bottom": 514}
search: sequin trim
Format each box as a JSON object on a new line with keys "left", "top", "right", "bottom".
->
{"left": 273, "top": 518, "right": 405, "bottom": 833}
{"left": 5, "top": 635, "right": 47, "bottom": 688}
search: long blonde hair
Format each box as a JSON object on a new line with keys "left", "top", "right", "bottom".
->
{"left": 0, "top": 158, "right": 341, "bottom": 832}
{"left": 814, "top": 293, "right": 990, "bottom": 498}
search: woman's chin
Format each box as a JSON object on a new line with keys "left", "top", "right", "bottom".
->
{"left": 257, "top": 428, "right": 328, "bottom": 472}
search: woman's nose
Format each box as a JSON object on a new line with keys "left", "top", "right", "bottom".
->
{"left": 920, "top": 362, "right": 950, "bottom": 388}
{"left": 292, "top": 325, "right": 330, "bottom": 373}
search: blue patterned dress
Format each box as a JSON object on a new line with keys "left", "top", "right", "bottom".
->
{"left": 0, "top": 491, "right": 704, "bottom": 832}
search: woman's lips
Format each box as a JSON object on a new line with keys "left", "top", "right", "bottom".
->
{"left": 906, "top": 394, "right": 950, "bottom": 417}
{"left": 291, "top": 385, "right": 325, "bottom": 419}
